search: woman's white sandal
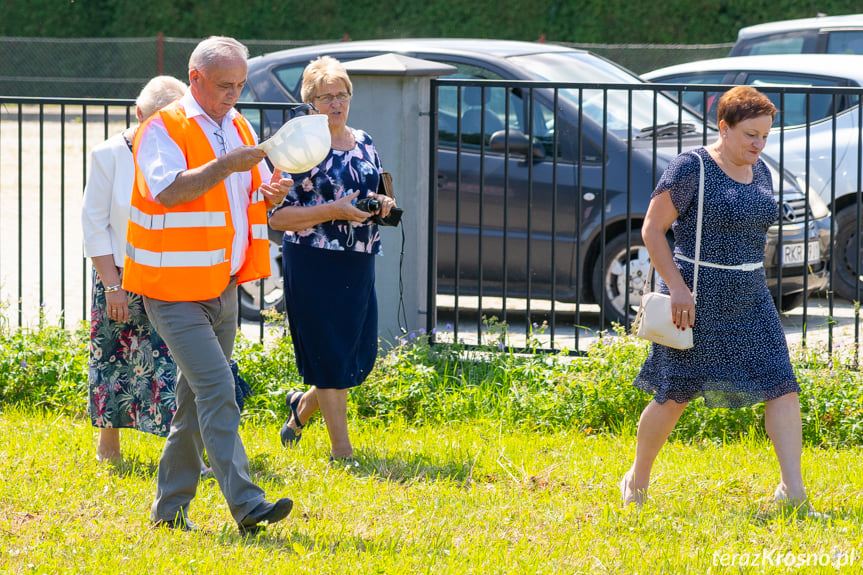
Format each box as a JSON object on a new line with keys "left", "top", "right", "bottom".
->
{"left": 773, "top": 486, "right": 828, "bottom": 520}
{"left": 620, "top": 470, "right": 646, "bottom": 507}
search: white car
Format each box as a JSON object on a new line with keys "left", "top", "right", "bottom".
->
{"left": 643, "top": 54, "right": 863, "bottom": 301}
{"left": 730, "top": 13, "right": 863, "bottom": 56}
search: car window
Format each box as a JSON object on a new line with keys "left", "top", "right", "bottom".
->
{"left": 747, "top": 72, "right": 845, "bottom": 126}
{"left": 273, "top": 64, "right": 307, "bottom": 100}
{"left": 435, "top": 62, "right": 504, "bottom": 150}
{"left": 736, "top": 32, "right": 815, "bottom": 55}
{"left": 649, "top": 73, "right": 727, "bottom": 115}
{"left": 434, "top": 60, "right": 560, "bottom": 157}
{"left": 826, "top": 30, "right": 863, "bottom": 54}
{"left": 238, "top": 84, "right": 262, "bottom": 135}
{"left": 508, "top": 52, "right": 705, "bottom": 139}
{"left": 508, "top": 87, "right": 563, "bottom": 158}
{"left": 534, "top": 97, "right": 558, "bottom": 151}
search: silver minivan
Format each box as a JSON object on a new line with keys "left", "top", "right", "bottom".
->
{"left": 644, "top": 54, "right": 863, "bottom": 301}
{"left": 730, "top": 13, "right": 863, "bottom": 56}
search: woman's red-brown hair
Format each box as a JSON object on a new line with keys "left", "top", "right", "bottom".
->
{"left": 717, "top": 85, "right": 777, "bottom": 127}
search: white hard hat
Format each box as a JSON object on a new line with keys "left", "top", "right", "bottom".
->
{"left": 258, "top": 114, "right": 331, "bottom": 173}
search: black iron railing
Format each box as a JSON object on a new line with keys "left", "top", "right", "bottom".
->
{"left": 1, "top": 85, "right": 861, "bottom": 364}
{"left": 425, "top": 79, "right": 862, "bottom": 362}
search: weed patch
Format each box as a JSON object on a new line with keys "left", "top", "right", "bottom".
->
{"left": 2, "top": 313, "right": 862, "bottom": 447}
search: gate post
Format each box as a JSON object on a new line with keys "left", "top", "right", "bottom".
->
{"left": 157, "top": 32, "right": 164, "bottom": 75}
{"left": 343, "top": 54, "right": 456, "bottom": 347}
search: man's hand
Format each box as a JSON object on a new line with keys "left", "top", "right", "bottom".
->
{"left": 260, "top": 169, "right": 293, "bottom": 209}
{"left": 223, "top": 146, "right": 267, "bottom": 173}
{"left": 158, "top": 145, "right": 269, "bottom": 208}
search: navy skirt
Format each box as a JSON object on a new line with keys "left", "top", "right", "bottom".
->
{"left": 281, "top": 240, "right": 378, "bottom": 389}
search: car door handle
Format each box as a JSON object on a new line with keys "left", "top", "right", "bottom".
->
{"left": 437, "top": 173, "right": 448, "bottom": 188}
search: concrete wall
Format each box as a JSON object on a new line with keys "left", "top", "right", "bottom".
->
{"left": 343, "top": 55, "right": 455, "bottom": 346}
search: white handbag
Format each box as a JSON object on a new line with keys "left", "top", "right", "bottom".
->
{"left": 633, "top": 151, "right": 705, "bottom": 350}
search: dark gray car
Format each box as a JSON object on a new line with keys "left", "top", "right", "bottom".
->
{"left": 238, "top": 39, "right": 831, "bottom": 324}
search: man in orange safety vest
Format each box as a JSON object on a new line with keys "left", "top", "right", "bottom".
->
{"left": 124, "top": 35, "right": 294, "bottom": 534}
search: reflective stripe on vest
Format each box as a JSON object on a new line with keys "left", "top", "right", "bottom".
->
{"left": 126, "top": 244, "right": 227, "bottom": 268}
{"left": 129, "top": 206, "right": 227, "bottom": 230}
{"left": 123, "top": 102, "right": 270, "bottom": 302}
{"left": 251, "top": 224, "right": 269, "bottom": 241}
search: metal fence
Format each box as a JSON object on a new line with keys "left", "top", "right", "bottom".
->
{"left": 424, "top": 79, "right": 862, "bottom": 362}
{"left": 0, "top": 97, "right": 134, "bottom": 330}
{"left": 1, "top": 83, "right": 861, "bottom": 362}
{"left": 0, "top": 36, "right": 732, "bottom": 99}
{"left": 0, "top": 36, "right": 327, "bottom": 99}
{"left": 0, "top": 97, "right": 301, "bottom": 338}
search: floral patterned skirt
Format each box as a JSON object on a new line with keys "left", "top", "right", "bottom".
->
{"left": 88, "top": 272, "right": 177, "bottom": 436}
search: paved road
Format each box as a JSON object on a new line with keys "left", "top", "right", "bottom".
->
{"left": 1, "top": 105, "right": 123, "bottom": 328}
{"left": 431, "top": 294, "right": 861, "bottom": 356}
{"left": 237, "top": 294, "right": 861, "bottom": 363}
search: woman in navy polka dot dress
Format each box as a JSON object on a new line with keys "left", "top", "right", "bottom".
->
{"left": 620, "top": 86, "right": 817, "bottom": 515}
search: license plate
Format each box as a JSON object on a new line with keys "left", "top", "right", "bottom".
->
{"left": 782, "top": 242, "right": 820, "bottom": 266}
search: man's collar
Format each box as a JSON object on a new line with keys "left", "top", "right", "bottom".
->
{"left": 179, "top": 90, "right": 238, "bottom": 128}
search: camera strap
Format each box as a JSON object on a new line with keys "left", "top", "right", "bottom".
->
{"left": 396, "top": 219, "right": 408, "bottom": 334}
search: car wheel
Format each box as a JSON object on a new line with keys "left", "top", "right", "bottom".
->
{"left": 833, "top": 205, "right": 863, "bottom": 302}
{"left": 778, "top": 292, "right": 806, "bottom": 312}
{"left": 238, "top": 237, "right": 285, "bottom": 321}
{"left": 592, "top": 232, "right": 652, "bottom": 327}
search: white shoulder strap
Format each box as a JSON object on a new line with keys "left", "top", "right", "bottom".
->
{"left": 639, "top": 150, "right": 705, "bottom": 302}
{"left": 690, "top": 150, "right": 705, "bottom": 303}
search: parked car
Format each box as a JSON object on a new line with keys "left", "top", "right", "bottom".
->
{"left": 238, "top": 39, "right": 831, "bottom": 323}
{"left": 730, "top": 13, "right": 863, "bottom": 56}
{"left": 644, "top": 54, "right": 862, "bottom": 300}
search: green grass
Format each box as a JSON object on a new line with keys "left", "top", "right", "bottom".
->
{"left": 2, "top": 407, "right": 863, "bottom": 574}
{"left": 4, "top": 315, "right": 863, "bottom": 447}
{"left": 3, "top": 314, "right": 863, "bottom": 572}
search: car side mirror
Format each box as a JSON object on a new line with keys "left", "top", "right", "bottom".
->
{"left": 489, "top": 130, "right": 545, "bottom": 161}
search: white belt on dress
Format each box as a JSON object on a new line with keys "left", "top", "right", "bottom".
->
{"left": 675, "top": 254, "right": 764, "bottom": 271}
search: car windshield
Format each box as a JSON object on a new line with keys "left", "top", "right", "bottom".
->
{"left": 507, "top": 52, "right": 706, "bottom": 138}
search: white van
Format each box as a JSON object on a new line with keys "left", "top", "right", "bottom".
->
{"left": 730, "top": 13, "right": 863, "bottom": 56}
{"left": 644, "top": 54, "right": 863, "bottom": 301}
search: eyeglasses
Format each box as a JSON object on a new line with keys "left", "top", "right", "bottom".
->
{"left": 314, "top": 92, "right": 351, "bottom": 105}
{"left": 213, "top": 129, "right": 227, "bottom": 156}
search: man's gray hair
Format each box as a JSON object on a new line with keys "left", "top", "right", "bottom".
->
{"left": 136, "top": 75, "right": 187, "bottom": 120}
{"left": 189, "top": 36, "right": 249, "bottom": 72}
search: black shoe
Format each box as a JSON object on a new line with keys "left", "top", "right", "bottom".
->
{"left": 279, "top": 391, "right": 305, "bottom": 447}
{"left": 152, "top": 512, "right": 198, "bottom": 532}
{"left": 237, "top": 497, "right": 293, "bottom": 534}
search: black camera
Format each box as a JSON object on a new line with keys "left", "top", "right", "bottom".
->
{"left": 355, "top": 197, "right": 381, "bottom": 213}
{"left": 355, "top": 197, "right": 403, "bottom": 226}
{"left": 286, "top": 102, "right": 319, "bottom": 120}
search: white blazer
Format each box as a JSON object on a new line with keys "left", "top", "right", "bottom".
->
{"left": 81, "top": 132, "right": 135, "bottom": 267}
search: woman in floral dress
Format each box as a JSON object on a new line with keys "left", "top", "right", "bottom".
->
{"left": 268, "top": 56, "right": 397, "bottom": 462}
{"left": 82, "top": 76, "right": 186, "bottom": 463}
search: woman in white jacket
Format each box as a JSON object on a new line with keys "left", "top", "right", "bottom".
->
{"left": 81, "top": 76, "right": 186, "bottom": 464}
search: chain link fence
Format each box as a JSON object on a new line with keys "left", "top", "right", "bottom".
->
{"left": 560, "top": 42, "right": 734, "bottom": 75}
{"left": 0, "top": 36, "right": 733, "bottom": 99}
{"left": 0, "top": 36, "right": 331, "bottom": 98}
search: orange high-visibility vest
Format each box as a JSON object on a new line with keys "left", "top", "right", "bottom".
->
{"left": 123, "top": 103, "right": 270, "bottom": 301}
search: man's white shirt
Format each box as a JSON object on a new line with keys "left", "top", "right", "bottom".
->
{"left": 136, "top": 90, "right": 272, "bottom": 275}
